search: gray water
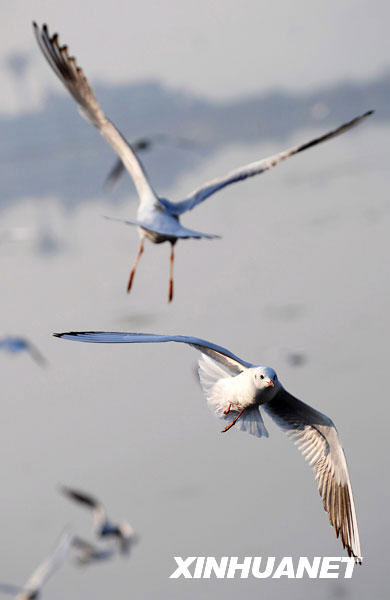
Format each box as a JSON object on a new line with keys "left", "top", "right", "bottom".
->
{"left": 0, "top": 2, "right": 389, "bottom": 599}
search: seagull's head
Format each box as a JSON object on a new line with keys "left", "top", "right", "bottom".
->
{"left": 253, "top": 366, "right": 279, "bottom": 399}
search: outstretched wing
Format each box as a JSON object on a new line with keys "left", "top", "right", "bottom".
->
{"left": 60, "top": 485, "right": 101, "bottom": 510}
{"left": 27, "top": 342, "right": 47, "bottom": 367}
{"left": 60, "top": 485, "right": 107, "bottom": 531}
{"left": 23, "top": 529, "right": 73, "bottom": 594}
{"left": 104, "top": 137, "right": 154, "bottom": 191}
{"left": 263, "top": 388, "right": 361, "bottom": 562}
{"left": 33, "top": 22, "right": 159, "bottom": 209}
{"left": 170, "top": 110, "right": 373, "bottom": 215}
{"left": 53, "top": 331, "right": 254, "bottom": 374}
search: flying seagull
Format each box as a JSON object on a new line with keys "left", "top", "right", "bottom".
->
{"left": 104, "top": 134, "right": 198, "bottom": 191}
{"left": 60, "top": 485, "right": 135, "bottom": 554}
{"left": 0, "top": 336, "right": 46, "bottom": 366}
{"left": 0, "top": 530, "right": 73, "bottom": 599}
{"left": 55, "top": 331, "right": 362, "bottom": 562}
{"left": 33, "top": 23, "right": 373, "bottom": 302}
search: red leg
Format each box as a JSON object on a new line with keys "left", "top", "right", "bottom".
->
{"left": 168, "top": 244, "right": 174, "bottom": 302}
{"left": 223, "top": 403, "right": 231, "bottom": 415}
{"left": 127, "top": 239, "right": 144, "bottom": 293}
{"left": 221, "top": 408, "right": 245, "bottom": 433}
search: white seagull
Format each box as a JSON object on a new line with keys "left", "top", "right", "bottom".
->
{"left": 60, "top": 485, "right": 135, "bottom": 554}
{"left": 0, "top": 530, "right": 73, "bottom": 599}
{"left": 33, "top": 23, "right": 373, "bottom": 302}
{"left": 55, "top": 331, "right": 362, "bottom": 562}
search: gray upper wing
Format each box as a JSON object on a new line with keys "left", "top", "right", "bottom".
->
{"left": 169, "top": 111, "right": 373, "bottom": 215}
{"left": 53, "top": 332, "right": 254, "bottom": 374}
{"left": 263, "top": 388, "right": 361, "bottom": 562}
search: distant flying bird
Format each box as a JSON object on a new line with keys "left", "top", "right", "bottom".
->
{"left": 0, "top": 530, "right": 73, "bottom": 599}
{"left": 33, "top": 23, "right": 373, "bottom": 302}
{"left": 60, "top": 485, "right": 135, "bottom": 554}
{"left": 71, "top": 537, "right": 115, "bottom": 566}
{"left": 0, "top": 336, "right": 46, "bottom": 366}
{"left": 104, "top": 134, "right": 198, "bottom": 191}
{"left": 55, "top": 331, "right": 362, "bottom": 562}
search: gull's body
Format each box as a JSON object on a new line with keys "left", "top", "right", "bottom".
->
{"left": 0, "top": 530, "right": 73, "bottom": 599}
{"left": 0, "top": 336, "right": 46, "bottom": 366}
{"left": 33, "top": 23, "right": 373, "bottom": 301}
{"left": 60, "top": 486, "right": 134, "bottom": 555}
{"left": 55, "top": 331, "right": 362, "bottom": 562}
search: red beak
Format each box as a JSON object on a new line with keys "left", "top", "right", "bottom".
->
{"left": 266, "top": 379, "right": 274, "bottom": 387}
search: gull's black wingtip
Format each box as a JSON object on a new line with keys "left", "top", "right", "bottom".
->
{"left": 53, "top": 333, "right": 63, "bottom": 338}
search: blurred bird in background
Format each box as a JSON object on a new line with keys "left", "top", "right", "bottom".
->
{"left": 0, "top": 336, "right": 46, "bottom": 366}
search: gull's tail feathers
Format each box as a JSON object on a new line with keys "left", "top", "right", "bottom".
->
{"left": 198, "top": 354, "right": 269, "bottom": 438}
{"left": 104, "top": 216, "right": 220, "bottom": 239}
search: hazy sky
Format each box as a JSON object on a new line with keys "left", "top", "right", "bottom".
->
{"left": 2, "top": 0, "right": 390, "bottom": 113}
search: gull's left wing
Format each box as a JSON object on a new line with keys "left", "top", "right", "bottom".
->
{"left": 54, "top": 331, "right": 254, "bottom": 374}
{"left": 263, "top": 388, "right": 361, "bottom": 563}
{"left": 169, "top": 110, "right": 373, "bottom": 215}
{"left": 33, "top": 23, "right": 160, "bottom": 210}
{"left": 22, "top": 529, "right": 73, "bottom": 594}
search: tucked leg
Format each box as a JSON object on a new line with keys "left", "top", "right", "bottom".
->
{"left": 221, "top": 408, "right": 246, "bottom": 433}
{"left": 127, "top": 238, "right": 144, "bottom": 293}
{"left": 168, "top": 243, "right": 175, "bottom": 302}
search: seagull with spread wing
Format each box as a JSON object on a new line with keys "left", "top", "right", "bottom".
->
{"left": 33, "top": 23, "right": 373, "bottom": 302}
{"left": 0, "top": 530, "right": 73, "bottom": 600}
{"left": 60, "top": 485, "right": 135, "bottom": 555}
{"left": 55, "top": 331, "right": 362, "bottom": 562}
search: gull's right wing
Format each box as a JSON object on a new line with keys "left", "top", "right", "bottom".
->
{"left": 54, "top": 331, "right": 254, "bottom": 374}
{"left": 60, "top": 485, "right": 107, "bottom": 531}
{"left": 60, "top": 485, "right": 101, "bottom": 510}
{"left": 33, "top": 23, "right": 159, "bottom": 210}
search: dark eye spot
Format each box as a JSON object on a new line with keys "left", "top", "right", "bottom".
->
{"left": 260, "top": 374, "right": 264, "bottom": 379}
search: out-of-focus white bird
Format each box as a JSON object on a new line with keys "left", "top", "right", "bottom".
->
{"left": 104, "top": 134, "right": 199, "bottom": 191}
{"left": 60, "top": 485, "right": 135, "bottom": 555}
{"left": 55, "top": 331, "right": 362, "bottom": 563}
{"left": 0, "top": 336, "right": 46, "bottom": 366}
{"left": 33, "top": 22, "right": 373, "bottom": 302}
{"left": 0, "top": 530, "right": 73, "bottom": 599}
